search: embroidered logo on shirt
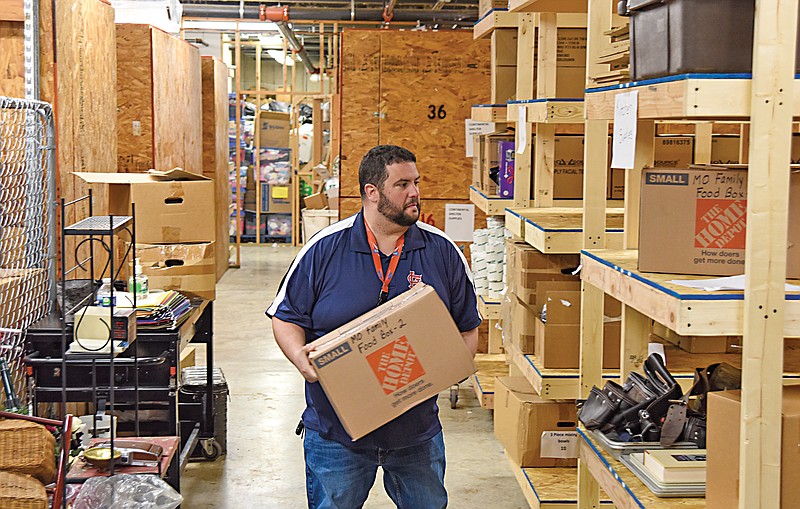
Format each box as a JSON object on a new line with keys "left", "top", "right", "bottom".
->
{"left": 407, "top": 271, "right": 423, "bottom": 289}
{"left": 366, "top": 336, "right": 426, "bottom": 395}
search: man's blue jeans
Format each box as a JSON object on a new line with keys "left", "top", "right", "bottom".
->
{"left": 303, "top": 428, "right": 448, "bottom": 509}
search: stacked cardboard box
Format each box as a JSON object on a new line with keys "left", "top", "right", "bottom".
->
{"left": 532, "top": 282, "right": 621, "bottom": 369}
{"left": 75, "top": 170, "right": 217, "bottom": 301}
{"left": 470, "top": 217, "right": 506, "bottom": 300}
{"left": 494, "top": 376, "right": 579, "bottom": 467}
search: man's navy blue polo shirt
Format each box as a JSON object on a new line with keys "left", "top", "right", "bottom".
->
{"left": 267, "top": 210, "right": 482, "bottom": 449}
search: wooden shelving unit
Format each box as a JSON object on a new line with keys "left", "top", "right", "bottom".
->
{"left": 577, "top": 1, "right": 798, "bottom": 508}
{"left": 507, "top": 99, "right": 585, "bottom": 124}
{"left": 472, "top": 104, "right": 510, "bottom": 123}
{"left": 505, "top": 208, "right": 625, "bottom": 253}
{"left": 471, "top": 353, "right": 508, "bottom": 409}
{"left": 509, "top": 0, "right": 588, "bottom": 13}
{"left": 508, "top": 457, "right": 615, "bottom": 509}
{"left": 581, "top": 249, "right": 800, "bottom": 337}
{"left": 577, "top": 428, "right": 705, "bottom": 509}
{"left": 471, "top": 186, "right": 515, "bottom": 216}
{"left": 473, "top": 9, "right": 521, "bottom": 40}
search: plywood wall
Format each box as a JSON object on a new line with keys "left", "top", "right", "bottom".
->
{"left": 116, "top": 24, "right": 155, "bottom": 173}
{"left": 152, "top": 27, "right": 202, "bottom": 173}
{"left": 117, "top": 24, "right": 202, "bottom": 174}
{"left": 0, "top": 0, "right": 117, "bottom": 280}
{"left": 339, "top": 30, "right": 491, "bottom": 203}
{"left": 201, "top": 56, "right": 230, "bottom": 281}
{"left": 339, "top": 30, "right": 381, "bottom": 197}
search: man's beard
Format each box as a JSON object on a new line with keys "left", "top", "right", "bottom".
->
{"left": 378, "top": 191, "right": 420, "bottom": 227}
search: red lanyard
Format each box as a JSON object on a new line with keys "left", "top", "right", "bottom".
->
{"left": 364, "top": 216, "right": 404, "bottom": 306}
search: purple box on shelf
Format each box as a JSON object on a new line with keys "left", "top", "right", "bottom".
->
{"left": 498, "top": 141, "right": 515, "bottom": 198}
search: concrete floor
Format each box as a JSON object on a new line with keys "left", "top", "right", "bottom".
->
{"left": 181, "top": 245, "right": 528, "bottom": 508}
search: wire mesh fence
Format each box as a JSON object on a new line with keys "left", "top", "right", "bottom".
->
{"left": 0, "top": 96, "right": 54, "bottom": 408}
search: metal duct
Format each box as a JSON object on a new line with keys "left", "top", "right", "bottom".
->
{"left": 182, "top": 3, "right": 476, "bottom": 22}
{"left": 275, "top": 21, "right": 319, "bottom": 74}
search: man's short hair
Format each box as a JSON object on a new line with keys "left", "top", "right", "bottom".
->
{"left": 358, "top": 145, "right": 416, "bottom": 198}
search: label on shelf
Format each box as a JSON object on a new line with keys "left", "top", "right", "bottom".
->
{"left": 540, "top": 431, "right": 578, "bottom": 459}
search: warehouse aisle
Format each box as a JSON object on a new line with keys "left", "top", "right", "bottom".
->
{"left": 181, "top": 245, "right": 527, "bottom": 508}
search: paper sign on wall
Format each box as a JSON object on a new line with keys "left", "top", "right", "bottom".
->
{"left": 444, "top": 204, "right": 475, "bottom": 242}
{"left": 517, "top": 106, "right": 528, "bottom": 155}
{"left": 465, "top": 120, "right": 496, "bottom": 158}
{"left": 540, "top": 431, "right": 578, "bottom": 459}
{"left": 611, "top": 90, "right": 639, "bottom": 169}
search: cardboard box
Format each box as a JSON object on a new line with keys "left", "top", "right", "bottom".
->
{"left": 710, "top": 136, "right": 741, "bottom": 165}
{"left": 307, "top": 285, "right": 476, "bottom": 440}
{"left": 707, "top": 388, "right": 800, "bottom": 509}
{"left": 132, "top": 242, "right": 216, "bottom": 300}
{"left": 610, "top": 136, "right": 695, "bottom": 200}
{"left": 259, "top": 111, "right": 290, "bottom": 148}
{"left": 498, "top": 141, "right": 515, "bottom": 198}
{"left": 553, "top": 136, "right": 584, "bottom": 199}
{"left": 481, "top": 132, "right": 514, "bottom": 196}
{"left": 261, "top": 183, "right": 293, "bottom": 214}
{"left": 304, "top": 191, "right": 328, "bottom": 210}
{"left": 74, "top": 170, "right": 215, "bottom": 244}
{"left": 534, "top": 317, "right": 620, "bottom": 369}
{"left": 493, "top": 376, "right": 578, "bottom": 467}
{"left": 510, "top": 294, "right": 536, "bottom": 354}
{"left": 532, "top": 287, "right": 621, "bottom": 369}
{"left": 650, "top": 322, "right": 737, "bottom": 354}
{"left": 639, "top": 166, "right": 800, "bottom": 277}
{"left": 0, "top": 268, "right": 47, "bottom": 329}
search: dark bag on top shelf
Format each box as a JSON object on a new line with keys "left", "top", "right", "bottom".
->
{"left": 578, "top": 353, "right": 742, "bottom": 448}
{"left": 578, "top": 354, "right": 682, "bottom": 442}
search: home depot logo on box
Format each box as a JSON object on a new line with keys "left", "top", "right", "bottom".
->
{"left": 695, "top": 200, "right": 747, "bottom": 250}
{"left": 367, "top": 336, "right": 426, "bottom": 395}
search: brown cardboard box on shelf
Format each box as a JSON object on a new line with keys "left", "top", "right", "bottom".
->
{"left": 304, "top": 191, "right": 328, "bottom": 210}
{"left": 553, "top": 136, "right": 584, "bottom": 200}
{"left": 650, "top": 322, "right": 737, "bottom": 354}
{"left": 132, "top": 242, "right": 216, "bottom": 301}
{"left": 511, "top": 247, "right": 580, "bottom": 307}
{"left": 494, "top": 376, "right": 578, "bottom": 467}
{"left": 710, "top": 136, "right": 741, "bottom": 165}
{"left": 258, "top": 111, "right": 290, "bottom": 148}
{"left": 532, "top": 288, "right": 621, "bottom": 369}
{"left": 74, "top": 170, "right": 214, "bottom": 244}
{"left": 0, "top": 268, "right": 47, "bottom": 328}
{"left": 639, "top": 166, "right": 800, "bottom": 277}
{"left": 478, "top": 131, "right": 514, "bottom": 196}
{"left": 510, "top": 294, "right": 537, "bottom": 354}
{"left": 707, "top": 388, "right": 800, "bottom": 509}
{"left": 610, "top": 135, "right": 695, "bottom": 200}
{"left": 307, "top": 284, "right": 476, "bottom": 440}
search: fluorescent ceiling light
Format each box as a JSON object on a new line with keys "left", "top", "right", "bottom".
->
{"left": 258, "top": 34, "right": 284, "bottom": 47}
{"left": 183, "top": 20, "right": 278, "bottom": 31}
{"left": 267, "top": 49, "right": 294, "bottom": 66}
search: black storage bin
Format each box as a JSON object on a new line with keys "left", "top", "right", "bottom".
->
{"left": 180, "top": 366, "right": 228, "bottom": 456}
{"left": 629, "top": 0, "right": 800, "bottom": 80}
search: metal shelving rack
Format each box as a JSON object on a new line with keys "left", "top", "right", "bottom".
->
{"left": 58, "top": 190, "right": 137, "bottom": 475}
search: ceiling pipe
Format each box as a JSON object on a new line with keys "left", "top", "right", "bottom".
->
{"left": 382, "top": 0, "right": 398, "bottom": 22}
{"left": 275, "top": 21, "right": 319, "bottom": 74}
{"left": 183, "top": 3, "right": 476, "bottom": 22}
